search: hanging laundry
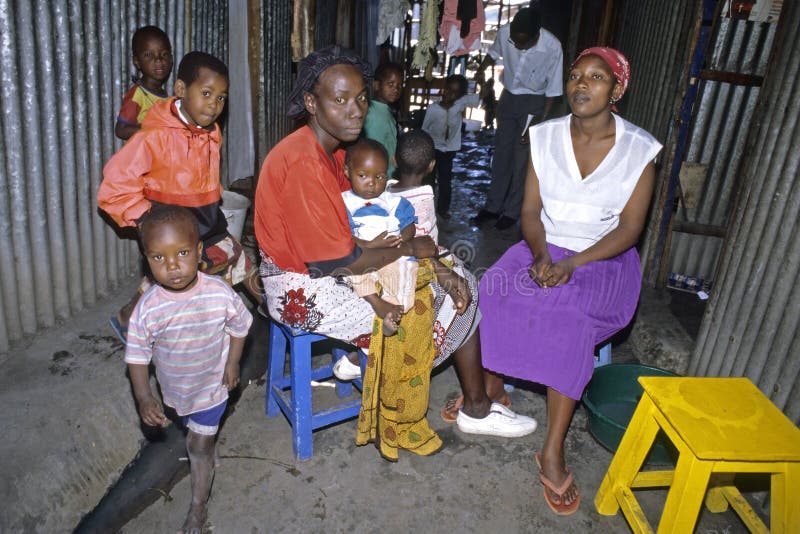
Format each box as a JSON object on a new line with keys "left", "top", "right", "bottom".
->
{"left": 376, "top": 0, "right": 410, "bottom": 45}
{"left": 456, "top": 0, "right": 477, "bottom": 37}
{"left": 412, "top": 0, "right": 441, "bottom": 77}
{"left": 439, "top": 0, "right": 485, "bottom": 56}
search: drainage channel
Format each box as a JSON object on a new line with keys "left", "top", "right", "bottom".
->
{"left": 74, "top": 315, "right": 269, "bottom": 533}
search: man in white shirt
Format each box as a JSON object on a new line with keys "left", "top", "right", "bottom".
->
{"left": 471, "top": 7, "right": 564, "bottom": 230}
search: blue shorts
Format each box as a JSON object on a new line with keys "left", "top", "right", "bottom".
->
{"left": 184, "top": 400, "right": 227, "bottom": 436}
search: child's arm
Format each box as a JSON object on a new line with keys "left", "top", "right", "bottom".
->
{"left": 223, "top": 291, "right": 253, "bottom": 390}
{"left": 395, "top": 197, "right": 417, "bottom": 243}
{"left": 128, "top": 363, "right": 168, "bottom": 427}
{"left": 222, "top": 335, "right": 246, "bottom": 390}
{"left": 433, "top": 260, "right": 471, "bottom": 315}
{"left": 115, "top": 122, "right": 141, "bottom": 141}
{"left": 399, "top": 223, "right": 416, "bottom": 242}
{"left": 97, "top": 136, "right": 154, "bottom": 228}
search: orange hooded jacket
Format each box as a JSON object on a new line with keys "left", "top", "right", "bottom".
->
{"left": 98, "top": 97, "right": 226, "bottom": 239}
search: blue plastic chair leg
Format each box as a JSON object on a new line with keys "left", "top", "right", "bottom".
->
{"left": 289, "top": 334, "right": 314, "bottom": 460}
{"left": 595, "top": 342, "right": 612, "bottom": 368}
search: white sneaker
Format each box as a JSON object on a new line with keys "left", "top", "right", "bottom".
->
{"left": 332, "top": 355, "right": 362, "bottom": 380}
{"left": 456, "top": 402, "right": 538, "bottom": 438}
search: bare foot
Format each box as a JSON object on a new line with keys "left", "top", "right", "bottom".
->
{"left": 382, "top": 311, "right": 400, "bottom": 336}
{"left": 178, "top": 503, "right": 207, "bottom": 534}
{"left": 364, "top": 295, "right": 404, "bottom": 336}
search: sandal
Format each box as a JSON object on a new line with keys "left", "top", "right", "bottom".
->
{"left": 108, "top": 316, "right": 127, "bottom": 345}
{"left": 536, "top": 453, "right": 580, "bottom": 516}
{"left": 440, "top": 393, "right": 511, "bottom": 423}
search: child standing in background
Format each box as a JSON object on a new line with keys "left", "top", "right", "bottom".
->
{"left": 363, "top": 62, "right": 404, "bottom": 179}
{"left": 482, "top": 78, "right": 497, "bottom": 130}
{"left": 99, "top": 51, "right": 261, "bottom": 341}
{"left": 115, "top": 26, "right": 173, "bottom": 140}
{"left": 125, "top": 205, "right": 252, "bottom": 534}
{"left": 422, "top": 74, "right": 484, "bottom": 218}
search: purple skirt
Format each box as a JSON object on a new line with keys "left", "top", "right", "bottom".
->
{"left": 478, "top": 241, "right": 641, "bottom": 400}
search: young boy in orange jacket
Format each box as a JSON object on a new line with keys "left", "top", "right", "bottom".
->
{"left": 98, "top": 51, "right": 261, "bottom": 339}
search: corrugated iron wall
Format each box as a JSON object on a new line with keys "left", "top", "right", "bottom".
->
{"left": 667, "top": 17, "right": 776, "bottom": 282}
{"left": 612, "top": 0, "right": 699, "bottom": 145}
{"left": 254, "top": 0, "right": 293, "bottom": 166}
{"left": 599, "top": 0, "right": 701, "bottom": 281}
{"left": 0, "top": 1, "right": 226, "bottom": 352}
{"left": 691, "top": 0, "right": 800, "bottom": 422}
{"left": 191, "top": 0, "right": 228, "bottom": 60}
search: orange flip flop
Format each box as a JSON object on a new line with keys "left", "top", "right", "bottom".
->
{"left": 440, "top": 394, "right": 512, "bottom": 423}
{"left": 535, "top": 453, "right": 580, "bottom": 516}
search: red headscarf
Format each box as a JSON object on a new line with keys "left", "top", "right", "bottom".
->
{"left": 572, "top": 47, "right": 631, "bottom": 109}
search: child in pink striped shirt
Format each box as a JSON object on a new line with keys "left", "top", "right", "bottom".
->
{"left": 124, "top": 205, "right": 252, "bottom": 534}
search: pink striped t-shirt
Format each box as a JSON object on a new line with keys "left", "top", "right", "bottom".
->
{"left": 125, "top": 271, "right": 253, "bottom": 416}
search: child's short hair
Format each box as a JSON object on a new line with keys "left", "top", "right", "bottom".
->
{"left": 346, "top": 138, "right": 389, "bottom": 168}
{"left": 396, "top": 130, "right": 434, "bottom": 175}
{"left": 132, "top": 26, "right": 171, "bottom": 55}
{"left": 374, "top": 62, "right": 403, "bottom": 82}
{"left": 445, "top": 74, "right": 468, "bottom": 97}
{"left": 139, "top": 205, "right": 200, "bottom": 246}
{"left": 177, "top": 51, "right": 229, "bottom": 86}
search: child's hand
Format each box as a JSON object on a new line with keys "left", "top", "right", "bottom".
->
{"left": 407, "top": 236, "right": 437, "bottom": 258}
{"left": 448, "top": 275, "right": 472, "bottom": 315}
{"left": 436, "top": 266, "right": 472, "bottom": 315}
{"left": 137, "top": 394, "right": 168, "bottom": 427}
{"left": 223, "top": 360, "right": 240, "bottom": 390}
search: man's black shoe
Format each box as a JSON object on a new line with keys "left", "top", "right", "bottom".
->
{"left": 469, "top": 209, "right": 499, "bottom": 225}
{"left": 494, "top": 216, "right": 517, "bottom": 230}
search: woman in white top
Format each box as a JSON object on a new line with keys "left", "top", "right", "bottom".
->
{"left": 474, "top": 48, "right": 662, "bottom": 515}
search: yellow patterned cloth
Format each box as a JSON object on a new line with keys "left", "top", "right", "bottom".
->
{"left": 356, "top": 259, "right": 442, "bottom": 461}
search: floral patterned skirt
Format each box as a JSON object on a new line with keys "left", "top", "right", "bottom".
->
{"left": 259, "top": 251, "right": 479, "bottom": 362}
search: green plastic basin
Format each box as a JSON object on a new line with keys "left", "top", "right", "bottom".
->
{"left": 582, "top": 363, "right": 678, "bottom": 465}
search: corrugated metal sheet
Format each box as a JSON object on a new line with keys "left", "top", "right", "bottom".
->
{"left": 691, "top": 1, "right": 800, "bottom": 422}
{"left": 191, "top": 0, "right": 228, "bottom": 61}
{"left": 667, "top": 17, "right": 776, "bottom": 282}
{"left": 612, "top": 0, "right": 699, "bottom": 145}
{"left": 315, "top": 0, "right": 339, "bottom": 51}
{"left": 601, "top": 0, "right": 701, "bottom": 281}
{"left": 0, "top": 2, "right": 228, "bottom": 352}
{"left": 254, "top": 0, "right": 293, "bottom": 165}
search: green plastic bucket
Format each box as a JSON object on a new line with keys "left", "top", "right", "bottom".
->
{"left": 582, "top": 363, "right": 678, "bottom": 465}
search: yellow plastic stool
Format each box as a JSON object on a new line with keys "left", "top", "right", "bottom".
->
{"left": 595, "top": 377, "right": 800, "bottom": 533}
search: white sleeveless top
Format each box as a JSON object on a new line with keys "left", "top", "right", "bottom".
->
{"left": 529, "top": 113, "right": 662, "bottom": 252}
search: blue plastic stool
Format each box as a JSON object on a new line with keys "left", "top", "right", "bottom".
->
{"left": 265, "top": 321, "right": 367, "bottom": 460}
{"left": 595, "top": 342, "right": 612, "bottom": 368}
